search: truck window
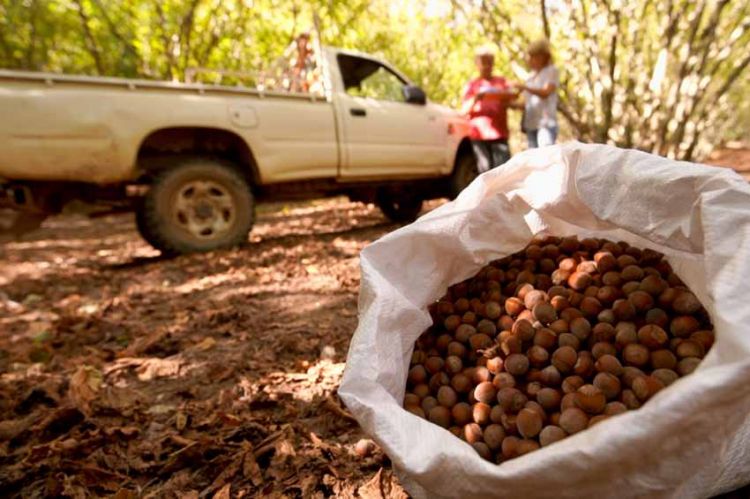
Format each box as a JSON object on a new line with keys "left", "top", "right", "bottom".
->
{"left": 337, "top": 54, "right": 406, "bottom": 103}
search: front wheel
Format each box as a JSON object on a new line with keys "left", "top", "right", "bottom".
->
{"left": 137, "top": 158, "right": 254, "bottom": 254}
{"left": 450, "top": 153, "right": 479, "bottom": 199}
{"left": 376, "top": 188, "right": 423, "bottom": 223}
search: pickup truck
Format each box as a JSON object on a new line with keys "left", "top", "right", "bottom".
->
{"left": 0, "top": 47, "right": 477, "bottom": 254}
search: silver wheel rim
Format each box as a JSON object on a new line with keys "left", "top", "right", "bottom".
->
{"left": 172, "top": 180, "right": 236, "bottom": 239}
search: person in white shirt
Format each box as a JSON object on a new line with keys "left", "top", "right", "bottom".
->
{"left": 516, "top": 39, "right": 559, "bottom": 148}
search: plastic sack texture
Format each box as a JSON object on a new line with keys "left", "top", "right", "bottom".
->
{"left": 339, "top": 142, "right": 750, "bottom": 499}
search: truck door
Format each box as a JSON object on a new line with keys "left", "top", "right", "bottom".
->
{"left": 334, "top": 54, "right": 445, "bottom": 180}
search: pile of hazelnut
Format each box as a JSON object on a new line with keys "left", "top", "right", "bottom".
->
{"left": 403, "top": 236, "right": 714, "bottom": 462}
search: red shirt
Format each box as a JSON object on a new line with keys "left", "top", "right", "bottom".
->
{"left": 462, "top": 76, "right": 510, "bottom": 140}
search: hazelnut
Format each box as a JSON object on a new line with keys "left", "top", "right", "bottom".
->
{"left": 444, "top": 315, "right": 462, "bottom": 331}
{"left": 549, "top": 319, "right": 569, "bottom": 335}
{"left": 473, "top": 403, "right": 492, "bottom": 425}
{"left": 539, "top": 425, "right": 568, "bottom": 446}
{"left": 612, "top": 299, "right": 636, "bottom": 320}
{"left": 505, "top": 353, "right": 530, "bottom": 376}
{"left": 537, "top": 388, "right": 562, "bottom": 411}
{"left": 437, "top": 385, "right": 458, "bottom": 408}
{"left": 621, "top": 366, "right": 646, "bottom": 388}
{"left": 464, "top": 423, "right": 484, "bottom": 444}
{"left": 517, "top": 408, "right": 543, "bottom": 438}
{"left": 485, "top": 301, "right": 503, "bottom": 319}
{"left": 501, "top": 413, "right": 519, "bottom": 434}
{"left": 615, "top": 323, "right": 638, "bottom": 348}
{"left": 447, "top": 341, "right": 468, "bottom": 358}
{"left": 569, "top": 317, "right": 592, "bottom": 341}
{"left": 484, "top": 424, "right": 506, "bottom": 451}
{"left": 549, "top": 411, "right": 562, "bottom": 426}
{"left": 501, "top": 436, "right": 521, "bottom": 459}
{"left": 623, "top": 343, "right": 650, "bottom": 367}
{"left": 670, "top": 316, "right": 700, "bottom": 337}
{"left": 532, "top": 302, "right": 558, "bottom": 325}
{"left": 451, "top": 402, "right": 473, "bottom": 425}
{"left": 558, "top": 333, "right": 581, "bottom": 351}
{"left": 652, "top": 368, "right": 680, "bottom": 386}
{"left": 445, "top": 355, "right": 464, "bottom": 375}
{"left": 425, "top": 356, "right": 445, "bottom": 374}
{"left": 621, "top": 389, "right": 641, "bottom": 410}
{"left": 658, "top": 288, "right": 679, "bottom": 308}
{"left": 552, "top": 268, "right": 572, "bottom": 286}
{"left": 559, "top": 408, "right": 589, "bottom": 434}
{"left": 490, "top": 405, "right": 504, "bottom": 424}
{"left": 597, "top": 309, "right": 616, "bottom": 325}
{"left": 493, "top": 372, "right": 516, "bottom": 390}
{"left": 675, "top": 340, "right": 705, "bottom": 359}
{"left": 524, "top": 400, "right": 547, "bottom": 421}
{"left": 540, "top": 365, "right": 562, "bottom": 386}
{"left": 596, "top": 286, "right": 619, "bottom": 304}
{"left": 551, "top": 295, "right": 570, "bottom": 312}
{"left": 604, "top": 401, "right": 628, "bottom": 416}
{"left": 645, "top": 308, "right": 669, "bottom": 328}
{"left": 477, "top": 319, "right": 497, "bottom": 336}
{"left": 632, "top": 376, "right": 665, "bottom": 401}
{"left": 451, "top": 374, "right": 472, "bottom": 393}
{"left": 575, "top": 385, "right": 607, "bottom": 414}
{"left": 462, "top": 311, "right": 477, "bottom": 325}
{"left": 628, "top": 291, "right": 654, "bottom": 312}
{"left": 497, "top": 387, "right": 527, "bottom": 412}
{"left": 617, "top": 254, "right": 637, "bottom": 269}
{"left": 413, "top": 383, "right": 431, "bottom": 399}
{"left": 678, "top": 357, "right": 701, "bottom": 376}
{"left": 690, "top": 330, "right": 715, "bottom": 351}
{"left": 534, "top": 328, "right": 558, "bottom": 349}
{"left": 552, "top": 346, "right": 578, "bottom": 373}
{"left": 561, "top": 392, "right": 577, "bottom": 411}
{"left": 593, "top": 372, "right": 621, "bottom": 400}
{"left": 421, "top": 396, "right": 439, "bottom": 413}
{"left": 500, "top": 334, "right": 523, "bottom": 355}
{"left": 516, "top": 439, "right": 541, "bottom": 455}
{"left": 528, "top": 345, "right": 550, "bottom": 367}
{"left": 621, "top": 265, "right": 644, "bottom": 282}
{"left": 573, "top": 351, "right": 595, "bottom": 377}
{"left": 591, "top": 342, "right": 617, "bottom": 359}
{"left": 408, "top": 365, "right": 428, "bottom": 385}
{"left": 577, "top": 260, "right": 597, "bottom": 274}
{"left": 472, "top": 366, "right": 492, "bottom": 384}
{"left": 524, "top": 290, "right": 547, "bottom": 310}
{"left": 455, "top": 324, "right": 476, "bottom": 343}
{"left": 472, "top": 381, "right": 496, "bottom": 405}
{"left": 592, "top": 323, "right": 616, "bottom": 343}
{"left": 640, "top": 275, "right": 668, "bottom": 296}
{"left": 594, "top": 251, "right": 617, "bottom": 273}
{"left": 580, "top": 297, "right": 603, "bottom": 317}
{"left": 404, "top": 393, "right": 420, "bottom": 407}
{"left": 505, "top": 297, "right": 525, "bottom": 316}
{"left": 568, "top": 271, "right": 592, "bottom": 291}
{"left": 472, "top": 442, "right": 492, "bottom": 460}
{"left": 602, "top": 271, "right": 623, "bottom": 287}
{"left": 673, "top": 290, "right": 701, "bottom": 314}
{"left": 406, "top": 405, "right": 426, "bottom": 418}
{"left": 469, "top": 333, "right": 493, "bottom": 351}
{"left": 651, "top": 349, "right": 678, "bottom": 370}
{"left": 562, "top": 375, "right": 585, "bottom": 394}
{"left": 512, "top": 319, "right": 536, "bottom": 341}
{"left": 428, "top": 406, "right": 451, "bottom": 428}
{"left": 595, "top": 354, "right": 624, "bottom": 376}
{"left": 561, "top": 305, "right": 584, "bottom": 320}
{"left": 588, "top": 415, "right": 609, "bottom": 427}
{"left": 637, "top": 325, "right": 669, "bottom": 349}
{"left": 559, "top": 236, "right": 579, "bottom": 253}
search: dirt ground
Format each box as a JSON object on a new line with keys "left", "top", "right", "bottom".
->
{"left": 1, "top": 147, "right": 749, "bottom": 498}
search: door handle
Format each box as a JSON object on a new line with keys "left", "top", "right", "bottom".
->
{"left": 350, "top": 108, "right": 367, "bottom": 117}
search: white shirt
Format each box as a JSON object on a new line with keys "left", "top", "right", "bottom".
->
{"left": 523, "top": 64, "right": 559, "bottom": 130}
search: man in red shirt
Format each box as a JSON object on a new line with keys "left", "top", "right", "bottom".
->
{"left": 461, "top": 46, "right": 519, "bottom": 172}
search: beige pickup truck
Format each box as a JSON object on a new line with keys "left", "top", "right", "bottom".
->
{"left": 0, "top": 47, "right": 477, "bottom": 253}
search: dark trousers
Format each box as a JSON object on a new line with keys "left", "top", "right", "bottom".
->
{"left": 471, "top": 139, "right": 510, "bottom": 173}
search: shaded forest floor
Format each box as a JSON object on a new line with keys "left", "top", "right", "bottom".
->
{"left": 1, "top": 146, "right": 748, "bottom": 498}
{"left": 0, "top": 198, "right": 415, "bottom": 498}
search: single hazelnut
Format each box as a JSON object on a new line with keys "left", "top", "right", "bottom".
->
{"left": 628, "top": 291, "right": 654, "bottom": 312}
{"left": 497, "top": 387, "right": 528, "bottom": 412}
{"left": 472, "top": 381, "right": 495, "bottom": 405}
{"left": 539, "top": 425, "right": 568, "bottom": 447}
{"left": 689, "top": 330, "right": 715, "bottom": 351}
{"left": 527, "top": 345, "right": 550, "bottom": 367}
{"left": 505, "top": 297, "right": 525, "bottom": 316}
{"left": 595, "top": 354, "right": 624, "bottom": 376}
{"left": 549, "top": 411, "right": 562, "bottom": 426}
{"left": 500, "top": 412, "right": 519, "bottom": 434}
{"left": 493, "top": 372, "right": 516, "bottom": 390}
{"left": 675, "top": 340, "right": 705, "bottom": 359}
{"left": 451, "top": 373, "right": 472, "bottom": 393}
{"left": 569, "top": 317, "right": 592, "bottom": 341}
{"left": 580, "top": 297, "right": 603, "bottom": 317}
{"left": 532, "top": 302, "right": 558, "bottom": 325}
{"left": 549, "top": 319, "right": 569, "bottom": 335}
{"left": 639, "top": 275, "right": 668, "bottom": 296}
{"left": 645, "top": 308, "right": 669, "bottom": 328}
{"left": 573, "top": 351, "right": 595, "bottom": 377}
{"left": 425, "top": 356, "right": 445, "bottom": 374}
{"left": 673, "top": 290, "right": 701, "bottom": 314}
{"left": 559, "top": 236, "right": 579, "bottom": 253}
{"left": 464, "top": 422, "right": 484, "bottom": 444}
{"left": 597, "top": 309, "right": 616, "bottom": 325}
{"left": 445, "top": 355, "right": 464, "bottom": 375}
{"left": 472, "top": 442, "right": 492, "bottom": 460}
{"left": 451, "top": 402, "right": 473, "bottom": 425}
{"left": 562, "top": 375, "right": 585, "bottom": 394}
{"left": 591, "top": 342, "right": 617, "bottom": 359}
{"left": 421, "top": 396, "right": 439, "bottom": 413}
{"left": 558, "top": 333, "right": 581, "bottom": 351}
{"left": 577, "top": 260, "right": 598, "bottom": 274}
{"left": 485, "top": 301, "right": 503, "bottom": 319}
{"left": 472, "top": 366, "right": 492, "bottom": 384}
{"left": 501, "top": 436, "right": 521, "bottom": 459}
{"left": 594, "top": 251, "right": 617, "bottom": 273}
{"left": 413, "top": 383, "right": 431, "bottom": 399}
{"left": 552, "top": 268, "right": 572, "bottom": 286}
{"left": 404, "top": 393, "right": 420, "bottom": 407}
{"left": 516, "top": 439, "right": 541, "bottom": 456}
{"left": 437, "top": 385, "right": 458, "bottom": 408}
{"left": 408, "top": 365, "right": 428, "bottom": 385}
{"left": 551, "top": 295, "right": 570, "bottom": 312}
{"left": 623, "top": 343, "right": 650, "bottom": 367}
{"left": 517, "top": 408, "right": 543, "bottom": 438}
{"left": 621, "top": 389, "right": 641, "bottom": 410}
{"left": 483, "top": 424, "right": 506, "bottom": 451}
{"left": 559, "top": 407, "right": 589, "bottom": 434}
{"left": 473, "top": 403, "right": 492, "bottom": 425}
{"left": 670, "top": 316, "right": 700, "bottom": 337}
{"left": 500, "top": 334, "right": 523, "bottom": 355}
{"left": 486, "top": 356, "right": 504, "bottom": 375}
{"left": 505, "top": 353, "right": 530, "bottom": 376}
{"left": 490, "top": 405, "right": 504, "bottom": 424}
{"left": 632, "top": 375, "right": 665, "bottom": 402}
{"left": 604, "top": 401, "right": 628, "bottom": 416}
{"left": 651, "top": 349, "right": 678, "bottom": 370}
{"left": 617, "top": 254, "right": 638, "bottom": 269}
{"left": 540, "top": 365, "right": 562, "bottom": 386}
{"left": 575, "top": 385, "right": 607, "bottom": 414}
{"left": 469, "top": 333, "right": 493, "bottom": 351}
{"left": 596, "top": 286, "right": 620, "bottom": 304}
{"left": 621, "top": 366, "right": 646, "bottom": 388}
{"left": 678, "top": 357, "right": 701, "bottom": 376}
{"left": 568, "top": 271, "right": 592, "bottom": 291}
{"left": 593, "top": 372, "right": 621, "bottom": 400}
{"left": 462, "top": 311, "right": 478, "bottom": 326}
{"left": 537, "top": 387, "right": 562, "bottom": 411}
{"left": 428, "top": 406, "right": 451, "bottom": 428}
{"left": 552, "top": 346, "right": 578, "bottom": 373}
{"left": 444, "top": 315, "right": 463, "bottom": 331}
{"left": 588, "top": 415, "right": 609, "bottom": 427}
{"left": 534, "top": 328, "right": 558, "bottom": 350}
{"left": 592, "top": 323, "right": 616, "bottom": 343}
{"left": 455, "top": 324, "right": 476, "bottom": 343}
{"left": 512, "top": 319, "right": 537, "bottom": 341}
{"left": 652, "top": 368, "right": 680, "bottom": 386}
{"left": 525, "top": 381, "right": 543, "bottom": 398}
{"left": 638, "top": 325, "right": 669, "bottom": 349}
{"left": 602, "top": 271, "right": 623, "bottom": 287}
{"left": 561, "top": 392, "right": 577, "bottom": 411}
{"left": 615, "top": 323, "right": 638, "bottom": 348}
{"left": 612, "top": 299, "right": 636, "bottom": 320}
{"left": 477, "top": 319, "right": 498, "bottom": 336}
{"left": 406, "top": 405, "right": 426, "bottom": 418}
{"left": 447, "top": 341, "right": 468, "bottom": 358}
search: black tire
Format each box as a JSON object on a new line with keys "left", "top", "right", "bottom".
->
{"left": 137, "top": 158, "right": 254, "bottom": 254}
{"left": 450, "top": 153, "right": 479, "bottom": 199}
{"left": 376, "top": 188, "right": 423, "bottom": 223}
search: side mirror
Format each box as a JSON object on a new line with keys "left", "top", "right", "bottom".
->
{"left": 403, "top": 85, "right": 427, "bottom": 105}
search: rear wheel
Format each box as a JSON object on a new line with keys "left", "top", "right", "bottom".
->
{"left": 376, "top": 188, "right": 423, "bottom": 223}
{"left": 450, "top": 153, "right": 479, "bottom": 198}
{"left": 137, "top": 158, "right": 254, "bottom": 254}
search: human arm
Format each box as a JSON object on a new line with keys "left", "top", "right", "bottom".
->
{"left": 517, "top": 82, "right": 556, "bottom": 98}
